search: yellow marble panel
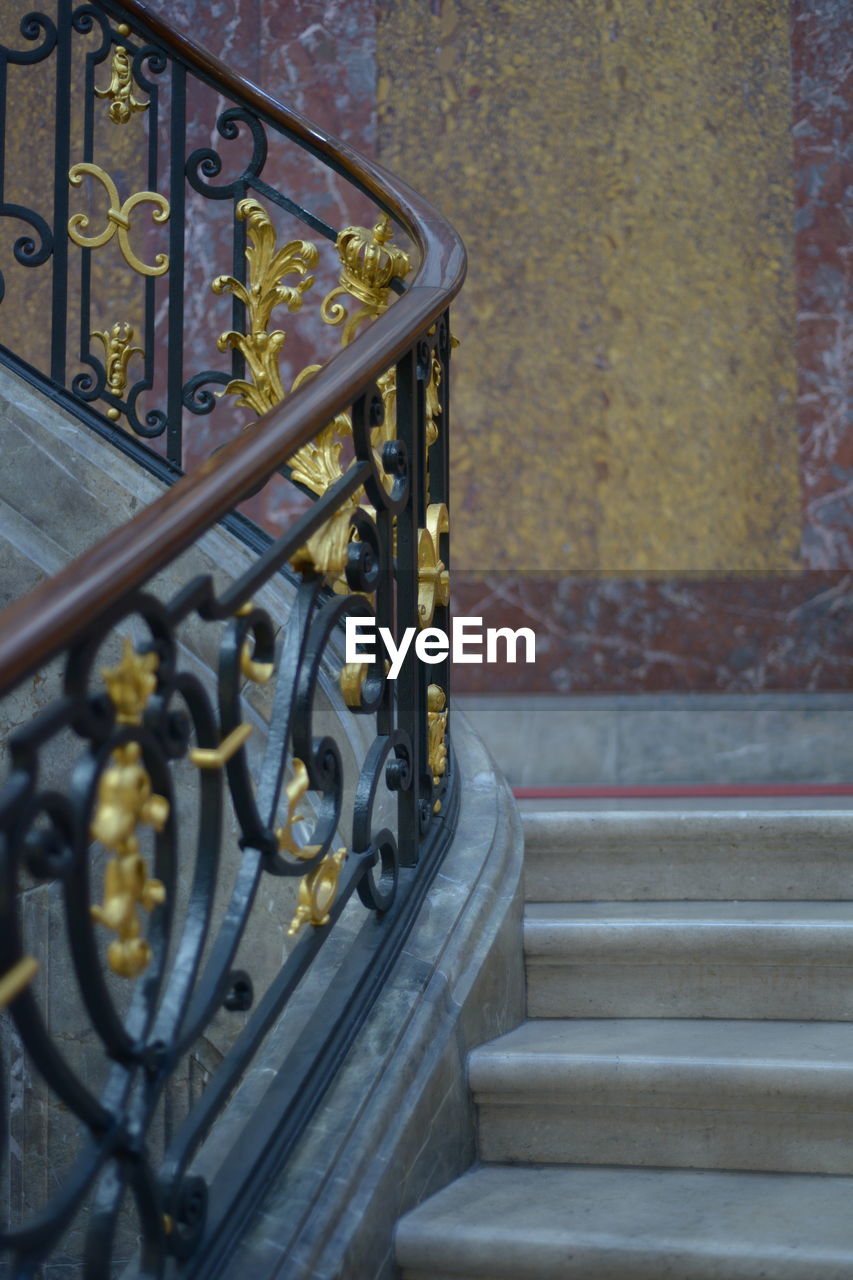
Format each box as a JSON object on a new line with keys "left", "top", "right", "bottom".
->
{"left": 377, "top": 0, "right": 800, "bottom": 572}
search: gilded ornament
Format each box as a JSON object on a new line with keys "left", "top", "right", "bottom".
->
{"left": 90, "top": 640, "right": 167, "bottom": 979}
{"left": 287, "top": 364, "right": 356, "bottom": 500}
{"left": 240, "top": 643, "right": 274, "bottom": 685}
{"left": 427, "top": 684, "right": 448, "bottom": 788}
{"left": 290, "top": 506, "right": 353, "bottom": 580}
{"left": 0, "top": 956, "right": 39, "bottom": 1008}
{"left": 101, "top": 637, "right": 157, "bottom": 724}
{"left": 68, "top": 163, "right": 170, "bottom": 277}
{"left": 90, "top": 740, "right": 168, "bottom": 979}
{"left": 189, "top": 722, "right": 253, "bottom": 770}
{"left": 321, "top": 214, "right": 412, "bottom": 346}
{"left": 95, "top": 44, "right": 149, "bottom": 124}
{"left": 340, "top": 661, "right": 368, "bottom": 708}
{"left": 424, "top": 333, "right": 458, "bottom": 501}
{"left": 417, "top": 503, "right": 450, "bottom": 628}
{"left": 214, "top": 199, "right": 318, "bottom": 416}
{"left": 91, "top": 322, "right": 143, "bottom": 420}
{"left": 288, "top": 847, "right": 347, "bottom": 936}
{"left": 276, "top": 759, "right": 320, "bottom": 860}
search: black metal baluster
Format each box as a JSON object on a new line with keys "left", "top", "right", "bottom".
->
{"left": 51, "top": 0, "right": 72, "bottom": 385}
{"left": 394, "top": 344, "right": 425, "bottom": 866}
{"left": 165, "top": 58, "right": 186, "bottom": 467}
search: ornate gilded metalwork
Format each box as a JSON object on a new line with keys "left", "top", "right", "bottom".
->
{"left": 424, "top": 333, "right": 458, "bottom": 500}
{"left": 90, "top": 740, "right": 168, "bottom": 978}
{"left": 214, "top": 198, "right": 318, "bottom": 416}
{"left": 287, "top": 363, "right": 356, "bottom": 499}
{"left": 234, "top": 601, "right": 276, "bottom": 683}
{"left": 190, "top": 722, "right": 253, "bottom": 770}
{"left": 90, "top": 639, "right": 167, "bottom": 979}
{"left": 91, "top": 321, "right": 143, "bottom": 419}
{"left": 241, "top": 643, "right": 274, "bottom": 685}
{"left": 340, "top": 661, "right": 368, "bottom": 708}
{"left": 95, "top": 43, "right": 149, "bottom": 124}
{"left": 321, "top": 214, "right": 412, "bottom": 346}
{"left": 0, "top": 3, "right": 460, "bottom": 1269}
{"left": 427, "top": 684, "right": 448, "bottom": 788}
{"left": 275, "top": 759, "right": 319, "bottom": 859}
{"left": 290, "top": 507, "right": 354, "bottom": 579}
{"left": 213, "top": 210, "right": 409, "bottom": 507}
{"left": 417, "top": 503, "right": 450, "bottom": 628}
{"left": 101, "top": 636, "right": 157, "bottom": 721}
{"left": 68, "top": 163, "right": 170, "bottom": 276}
{"left": 288, "top": 847, "right": 347, "bottom": 936}
{"left": 0, "top": 956, "right": 38, "bottom": 1008}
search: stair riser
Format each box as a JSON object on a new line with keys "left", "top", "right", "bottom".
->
{"left": 525, "top": 850, "right": 853, "bottom": 901}
{"left": 527, "top": 961, "right": 853, "bottom": 1020}
{"left": 477, "top": 1102, "right": 853, "bottom": 1173}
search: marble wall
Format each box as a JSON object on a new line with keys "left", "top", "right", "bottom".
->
{"left": 160, "top": 0, "right": 850, "bottom": 696}
{"left": 375, "top": 0, "right": 852, "bottom": 694}
{"left": 4, "top": 0, "right": 847, "bottom": 695}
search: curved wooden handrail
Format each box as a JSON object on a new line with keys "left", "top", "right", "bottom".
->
{"left": 0, "top": 0, "right": 466, "bottom": 696}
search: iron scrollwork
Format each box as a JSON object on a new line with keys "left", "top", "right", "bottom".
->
{"left": 0, "top": 0, "right": 458, "bottom": 1273}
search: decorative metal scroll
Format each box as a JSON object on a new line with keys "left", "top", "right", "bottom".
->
{"left": 0, "top": 0, "right": 411, "bottom": 475}
{"left": 0, "top": 312, "right": 456, "bottom": 1272}
{"left": 0, "top": 1, "right": 458, "bottom": 1275}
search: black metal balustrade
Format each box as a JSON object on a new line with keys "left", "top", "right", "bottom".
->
{"left": 0, "top": 1, "right": 465, "bottom": 1274}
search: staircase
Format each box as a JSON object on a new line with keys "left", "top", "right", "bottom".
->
{"left": 396, "top": 807, "right": 853, "bottom": 1280}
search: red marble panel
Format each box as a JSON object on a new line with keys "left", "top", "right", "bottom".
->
{"left": 145, "top": 0, "right": 379, "bottom": 535}
{"left": 451, "top": 574, "right": 853, "bottom": 694}
{"left": 792, "top": 0, "right": 853, "bottom": 569}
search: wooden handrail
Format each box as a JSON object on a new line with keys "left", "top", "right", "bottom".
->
{"left": 0, "top": 0, "right": 466, "bottom": 696}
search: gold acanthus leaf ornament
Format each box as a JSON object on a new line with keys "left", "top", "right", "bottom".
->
{"left": 90, "top": 640, "right": 168, "bottom": 979}
{"left": 94, "top": 44, "right": 149, "bottom": 123}
{"left": 290, "top": 506, "right": 354, "bottom": 580}
{"left": 290, "top": 215, "right": 411, "bottom": 500}
{"left": 417, "top": 504, "right": 450, "bottom": 629}
{"left": 287, "top": 363, "right": 358, "bottom": 501}
{"left": 91, "top": 322, "right": 143, "bottom": 420}
{"left": 214, "top": 199, "right": 319, "bottom": 417}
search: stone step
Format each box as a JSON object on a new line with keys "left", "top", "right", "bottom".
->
{"left": 0, "top": 385, "right": 157, "bottom": 571}
{"left": 523, "top": 810, "right": 853, "bottom": 901}
{"left": 525, "top": 901, "right": 853, "bottom": 1020}
{"left": 395, "top": 1163, "right": 853, "bottom": 1279}
{"left": 470, "top": 1018, "right": 853, "bottom": 1173}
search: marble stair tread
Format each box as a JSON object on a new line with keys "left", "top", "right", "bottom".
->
{"left": 395, "top": 1163, "right": 853, "bottom": 1280}
{"left": 471, "top": 1019, "right": 853, "bottom": 1172}
{"left": 522, "top": 809, "right": 853, "bottom": 900}
{"left": 524, "top": 901, "right": 853, "bottom": 1019}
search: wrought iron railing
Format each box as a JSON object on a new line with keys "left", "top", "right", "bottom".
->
{"left": 0, "top": 0, "right": 465, "bottom": 1274}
